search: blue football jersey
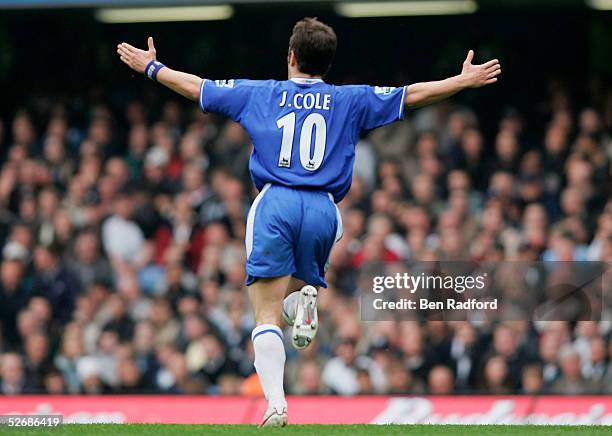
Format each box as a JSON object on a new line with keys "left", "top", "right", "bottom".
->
{"left": 199, "top": 77, "right": 406, "bottom": 202}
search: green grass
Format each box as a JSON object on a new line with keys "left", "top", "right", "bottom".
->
{"left": 2, "top": 424, "right": 611, "bottom": 435}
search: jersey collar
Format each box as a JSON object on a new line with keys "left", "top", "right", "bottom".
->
{"left": 290, "top": 77, "right": 324, "bottom": 84}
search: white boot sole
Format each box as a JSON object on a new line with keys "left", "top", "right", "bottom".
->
{"left": 291, "top": 285, "right": 318, "bottom": 350}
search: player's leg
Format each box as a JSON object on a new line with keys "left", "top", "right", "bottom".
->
{"left": 281, "top": 277, "right": 307, "bottom": 325}
{"left": 289, "top": 191, "right": 342, "bottom": 350}
{"left": 248, "top": 276, "right": 290, "bottom": 427}
{"left": 244, "top": 184, "right": 298, "bottom": 426}
{"left": 282, "top": 278, "right": 319, "bottom": 350}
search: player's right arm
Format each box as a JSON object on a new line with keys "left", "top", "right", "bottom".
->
{"left": 117, "top": 37, "right": 252, "bottom": 121}
{"left": 117, "top": 37, "right": 202, "bottom": 101}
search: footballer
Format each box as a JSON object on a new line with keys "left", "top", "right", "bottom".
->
{"left": 117, "top": 17, "right": 501, "bottom": 427}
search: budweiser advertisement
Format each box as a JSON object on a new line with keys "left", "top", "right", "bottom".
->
{"left": 0, "top": 396, "right": 611, "bottom": 425}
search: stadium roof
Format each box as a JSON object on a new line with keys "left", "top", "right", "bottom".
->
{"left": 0, "top": 0, "right": 590, "bottom": 10}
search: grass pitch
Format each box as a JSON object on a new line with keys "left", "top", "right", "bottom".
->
{"left": 2, "top": 425, "right": 611, "bottom": 435}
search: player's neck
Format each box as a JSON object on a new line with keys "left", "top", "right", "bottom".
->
{"left": 289, "top": 74, "right": 323, "bottom": 79}
{"left": 288, "top": 68, "right": 322, "bottom": 81}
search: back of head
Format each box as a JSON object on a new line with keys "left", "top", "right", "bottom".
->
{"left": 289, "top": 17, "right": 337, "bottom": 77}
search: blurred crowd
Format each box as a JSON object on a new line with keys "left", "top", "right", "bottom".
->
{"left": 0, "top": 80, "right": 611, "bottom": 397}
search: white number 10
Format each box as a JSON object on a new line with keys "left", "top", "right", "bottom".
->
{"left": 276, "top": 112, "right": 327, "bottom": 171}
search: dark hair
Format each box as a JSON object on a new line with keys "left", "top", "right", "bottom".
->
{"left": 289, "top": 17, "right": 337, "bottom": 77}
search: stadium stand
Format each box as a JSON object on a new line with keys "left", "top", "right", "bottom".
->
{"left": 0, "top": 78, "right": 611, "bottom": 396}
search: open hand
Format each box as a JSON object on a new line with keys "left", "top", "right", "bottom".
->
{"left": 117, "top": 37, "right": 157, "bottom": 74}
{"left": 460, "top": 50, "right": 501, "bottom": 88}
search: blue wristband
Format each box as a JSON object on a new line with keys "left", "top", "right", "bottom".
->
{"left": 145, "top": 60, "right": 165, "bottom": 81}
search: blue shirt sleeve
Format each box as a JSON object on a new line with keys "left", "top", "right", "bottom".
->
{"left": 358, "top": 85, "right": 407, "bottom": 131}
{"left": 199, "top": 79, "right": 254, "bottom": 122}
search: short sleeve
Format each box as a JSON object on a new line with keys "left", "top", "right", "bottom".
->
{"left": 199, "top": 79, "right": 254, "bottom": 122}
{"left": 358, "top": 85, "right": 407, "bottom": 131}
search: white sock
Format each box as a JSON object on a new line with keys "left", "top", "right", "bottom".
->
{"left": 282, "top": 291, "right": 300, "bottom": 323}
{"left": 252, "top": 324, "right": 287, "bottom": 409}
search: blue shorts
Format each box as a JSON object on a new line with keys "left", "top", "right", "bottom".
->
{"left": 245, "top": 183, "right": 342, "bottom": 288}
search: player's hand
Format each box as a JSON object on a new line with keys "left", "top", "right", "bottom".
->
{"left": 460, "top": 50, "right": 501, "bottom": 88}
{"left": 117, "top": 37, "right": 157, "bottom": 74}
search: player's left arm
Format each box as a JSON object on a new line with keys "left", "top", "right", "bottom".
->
{"left": 117, "top": 37, "right": 202, "bottom": 101}
{"left": 405, "top": 50, "right": 501, "bottom": 108}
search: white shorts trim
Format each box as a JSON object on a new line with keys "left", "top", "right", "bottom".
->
{"left": 325, "top": 193, "right": 343, "bottom": 272}
{"left": 245, "top": 183, "right": 271, "bottom": 259}
{"left": 198, "top": 79, "right": 207, "bottom": 112}
{"left": 399, "top": 85, "right": 407, "bottom": 119}
{"left": 328, "top": 193, "right": 343, "bottom": 243}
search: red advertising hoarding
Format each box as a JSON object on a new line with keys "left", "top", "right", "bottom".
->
{"left": 0, "top": 396, "right": 611, "bottom": 425}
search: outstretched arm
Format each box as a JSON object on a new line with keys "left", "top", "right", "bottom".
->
{"left": 405, "top": 50, "right": 501, "bottom": 108}
{"left": 117, "top": 37, "right": 202, "bottom": 101}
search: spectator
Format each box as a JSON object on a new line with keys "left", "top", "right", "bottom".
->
{"left": 290, "top": 359, "right": 328, "bottom": 395}
{"left": 115, "top": 358, "right": 146, "bottom": 393}
{"left": 32, "top": 244, "right": 80, "bottom": 324}
{"left": 480, "top": 355, "right": 512, "bottom": 394}
{"left": 448, "top": 322, "right": 479, "bottom": 390}
{"left": 488, "top": 324, "right": 528, "bottom": 389}
{"left": 550, "top": 345, "right": 599, "bottom": 394}
{"left": 102, "top": 190, "right": 149, "bottom": 274}
{"left": 322, "top": 337, "right": 384, "bottom": 395}
{"left": 43, "top": 369, "right": 67, "bottom": 394}
{"left": 521, "top": 365, "right": 544, "bottom": 394}
{"left": 157, "top": 350, "right": 206, "bottom": 394}
{"left": 385, "top": 359, "right": 425, "bottom": 394}
{"left": 72, "top": 230, "right": 113, "bottom": 290}
{"left": 76, "top": 356, "right": 110, "bottom": 394}
{"left": 54, "top": 325, "right": 86, "bottom": 393}
{"left": 427, "top": 365, "right": 455, "bottom": 394}
{"left": 582, "top": 337, "right": 608, "bottom": 383}
{"left": 0, "top": 352, "right": 38, "bottom": 394}
{"left": 538, "top": 330, "right": 563, "bottom": 387}
{"left": 0, "top": 256, "right": 30, "bottom": 349}
{"left": 22, "top": 332, "right": 51, "bottom": 391}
